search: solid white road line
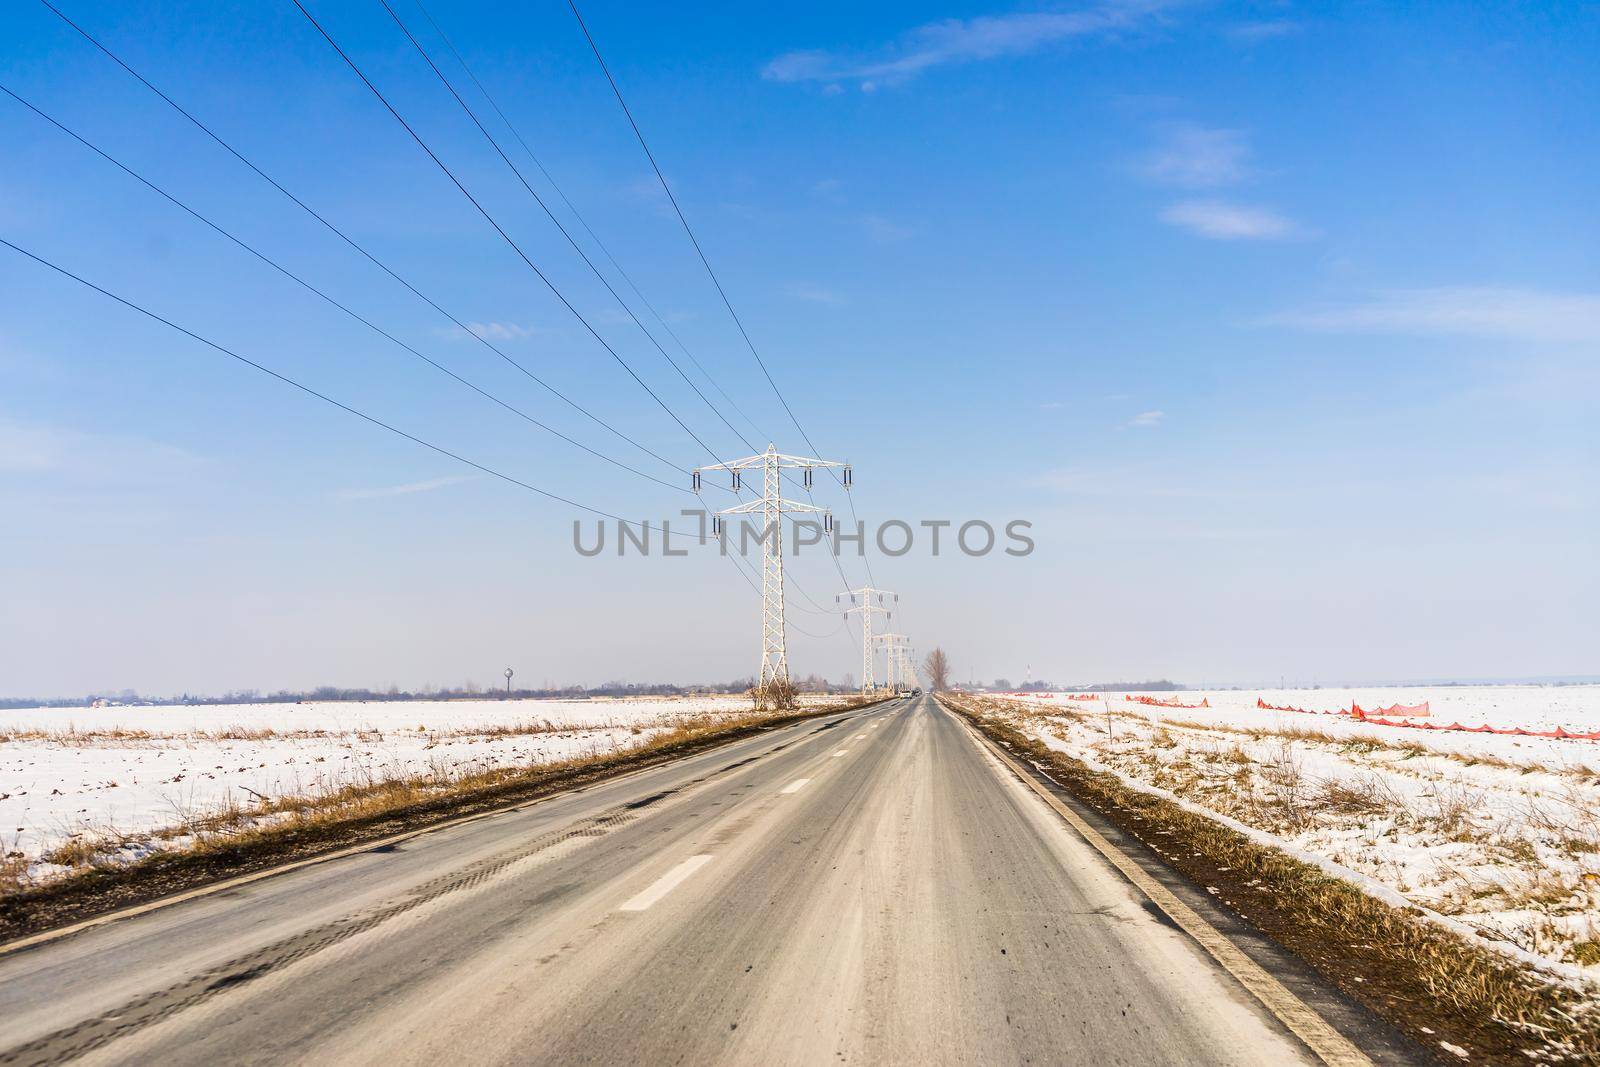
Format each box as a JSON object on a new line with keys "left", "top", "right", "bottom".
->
{"left": 780, "top": 778, "right": 811, "bottom": 795}
{"left": 618, "top": 855, "right": 713, "bottom": 912}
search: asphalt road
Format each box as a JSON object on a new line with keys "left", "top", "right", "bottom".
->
{"left": 0, "top": 697, "right": 1371, "bottom": 1065}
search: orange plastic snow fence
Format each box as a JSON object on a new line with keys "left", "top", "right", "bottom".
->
{"left": 1354, "top": 701, "right": 1430, "bottom": 718}
{"left": 1128, "top": 695, "right": 1210, "bottom": 709}
{"left": 1253, "top": 696, "right": 1598, "bottom": 741}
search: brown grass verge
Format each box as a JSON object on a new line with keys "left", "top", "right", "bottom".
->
{"left": 941, "top": 693, "right": 1600, "bottom": 1066}
{"left": 0, "top": 700, "right": 874, "bottom": 943}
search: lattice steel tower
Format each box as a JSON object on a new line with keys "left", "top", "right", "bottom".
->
{"left": 697, "top": 445, "right": 847, "bottom": 707}
{"left": 840, "top": 587, "right": 896, "bottom": 694}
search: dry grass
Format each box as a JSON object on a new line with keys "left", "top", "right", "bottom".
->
{"left": 1313, "top": 772, "right": 1404, "bottom": 817}
{"left": 0, "top": 714, "right": 705, "bottom": 746}
{"left": 945, "top": 693, "right": 1600, "bottom": 1065}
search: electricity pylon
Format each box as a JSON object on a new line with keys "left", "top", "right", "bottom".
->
{"left": 839, "top": 587, "right": 896, "bottom": 695}
{"left": 874, "top": 633, "right": 912, "bottom": 691}
{"left": 697, "top": 445, "right": 847, "bottom": 708}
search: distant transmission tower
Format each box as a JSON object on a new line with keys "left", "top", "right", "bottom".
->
{"left": 840, "top": 587, "right": 896, "bottom": 695}
{"left": 697, "top": 445, "right": 847, "bottom": 707}
{"left": 875, "top": 633, "right": 912, "bottom": 691}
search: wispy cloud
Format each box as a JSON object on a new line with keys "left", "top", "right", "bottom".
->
{"left": 1138, "top": 124, "right": 1251, "bottom": 187}
{"left": 1161, "top": 200, "right": 1300, "bottom": 240}
{"left": 336, "top": 476, "right": 477, "bottom": 500}
{"left": 861, "top": 214, "right": 914, "bottom": 243}
{"left": 437, "top": 321, "right": 540, "bottom": 343}
{"left": 763, "top": 1, "right": 1182, "bottom": 89}
{"left": 1127, "top": 409, "right": 1165, "bottom": 427}
{"left": 0, "top": 419, "right": 205, "bottom": 480}
{"left": 1227, "top": 20, "right": 1299, "bottom": 43}
{"left": 1261, "top": 287, "right": 1600, "bottom": 343}
{"left": 786, "top": 282, "right": 845, "bottom": 305}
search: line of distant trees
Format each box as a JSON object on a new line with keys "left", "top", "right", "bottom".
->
{"left": 0, "top": 673, "right": 855, "bottom": 710}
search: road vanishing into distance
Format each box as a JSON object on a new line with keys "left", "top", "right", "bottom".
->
{"left": 0, "top": 697, "right": 1410, "bottom": 1065}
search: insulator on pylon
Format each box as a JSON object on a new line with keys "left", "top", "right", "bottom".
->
{"left": 842, "top": 465, "right": 852, "bottom": 488}
{"left": 712, "top": 515, "right": 722, "bottom": 536}
{"left": 803, "top": 467, "right": 813, "bottom": 489}
{"left": 732, "top": 471, "right": 741, "bottom": 491}
{"left": 692, "top": 470, "right": 701, "bottom": 492}
{"left": 824, "top": 513, "right": 833, "bottom": 533}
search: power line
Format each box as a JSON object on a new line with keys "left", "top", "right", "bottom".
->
{"left": 0, "top": 235, "right": 675, "bottom": 531}
{"left": 304, "top": 0, "right": 846, "bottom": 661}
{"left": 385, "top": 0, "right": 761, "bottom": 458}
{"left": 566, "top": 0, "right": 881, "bottom": 596}
{"left": 408, "top": 0, "right": 772, "bottom": 447}
{"left": 564, "top": 0, "right": 833, "bottom": 471}
{"left": 34, "top": 0, "right": 684, "bottom": 479}
{"left": 291, "top": 0, "right": 733, "bottom": 472}
{"left": 0, "top": 82, "right": 690, "bottom": 496}
{"left": 6, "top": 232, "right": 804, "bottom": 634}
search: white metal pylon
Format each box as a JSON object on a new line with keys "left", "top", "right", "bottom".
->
{"left": 839, "top": 587, "right": 896, "bottom": 695}
{"left": 874, "top": 632, "right": 911, "bottom": 691}
{"left": 697, "top": 445, "right": 847, "bottom": 707}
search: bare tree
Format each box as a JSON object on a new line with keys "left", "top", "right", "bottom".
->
{"left": 923, "top": 648, "right": 951, "bottom": 692}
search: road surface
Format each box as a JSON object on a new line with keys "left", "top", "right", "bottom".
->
{"left": 0, "top": 697, "right": 1387, "bottom": 1065}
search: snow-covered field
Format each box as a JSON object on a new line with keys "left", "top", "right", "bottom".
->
{"left": 986, "top": 685, "right": 1600, "bottom": 982}
{"left": 1, "top": 695, "right": 828, "bottom": 883}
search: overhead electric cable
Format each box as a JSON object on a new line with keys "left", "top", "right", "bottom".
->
{"left": 564, "top": 0, "right": 831, "bottom": 468}
{"left": 566, "top": 0, "right": 881, "bottom": 596}
{"left": 382, "top": 0, "right": 758, "bottom": 457}
{"left": 408, "top": 0, "right": 771, "bottom": 446}
{"left": 34, "top": 0, "right": 682, "bottom": 477}
{"left": 0, "top": 83, "right": 690, "bottom": 495}
{"left": 291, "top": 0, "right": 732, "bottom": 471}
{"left": 0, "top": 235, "right": 684, "bottom": 532}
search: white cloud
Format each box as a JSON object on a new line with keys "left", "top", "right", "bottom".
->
{"left": 1139, "top": 124, "right": 1251, "bottom": 187}
{"left": 1161, "top": 200, "right": 1300, "bottom": 240}
{"left": 437, "top": 322, "right": 540, "bottom": 343}
{"left": 1227, "top": 20, "right": 1299, "bottom": 42}
{"left": 1261, "top": 287, "right": 1600, "bottom": 343}
{"left": 0, "top": 419, "right": 204, "bottom": 480}
{"left": 469, "top": 322, "right": 536, "bottom": 341}
{"left": 762, "top": 1, "right": 1182, "bottom": 87}
{"left": 786, "top": 282, "right": 845, "bottom": 305}
{"left": 1039, "top": 401, "right": 1066, "bottom": 410}
{"left": 861, "top": 214, "right": 914, "bottom": 243}
{"left": 336, "top": 476, "right": 477, "bottom": 500}
{"left": 1127, "top": 410, "right": 1165, "bottom": 427}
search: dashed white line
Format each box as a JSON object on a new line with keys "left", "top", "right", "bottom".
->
{"left": 853, "top": 733, "right": 867, "bottom": 740}
{"left": 833, "top": 750, "right": 848, "bottom": 758}
{"left": 618, "top": 854, "right": 713, "bottom": 912}
{"left": 780, "top": 778, "right": 811, "bottom": 795}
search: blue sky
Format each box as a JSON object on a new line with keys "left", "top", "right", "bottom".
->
{"left": 2, "top": 0, "right": 1596, "bottom": 695}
